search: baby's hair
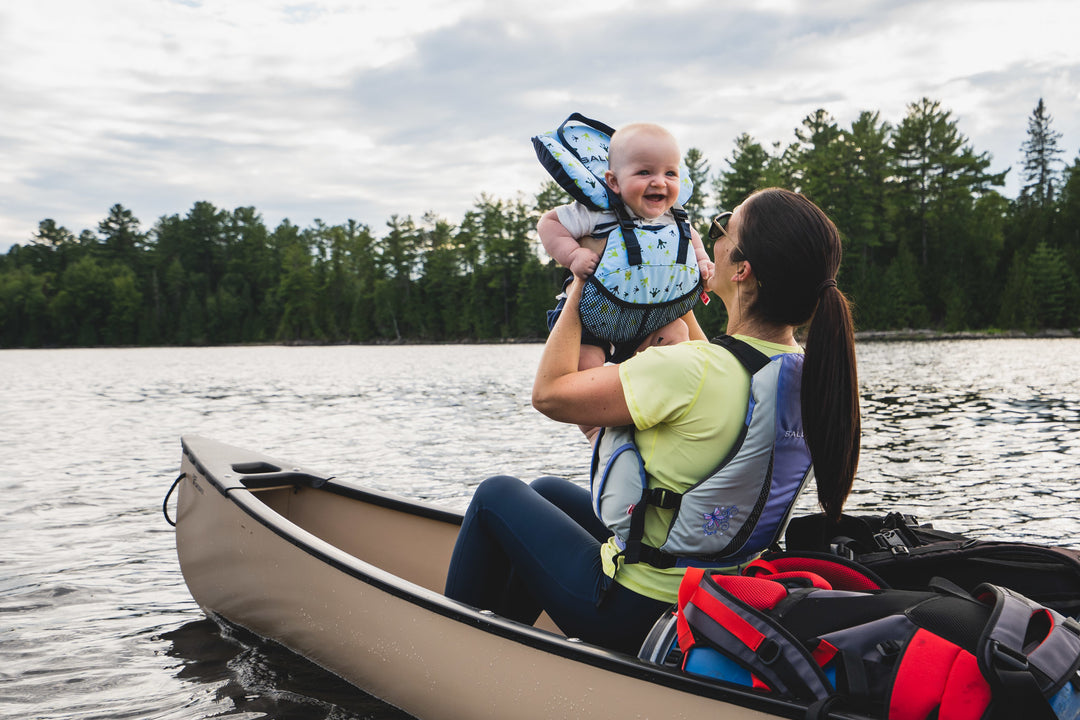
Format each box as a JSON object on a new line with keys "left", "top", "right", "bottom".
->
{"left": 608, "top": 123, "right": 680, "bottom": 172}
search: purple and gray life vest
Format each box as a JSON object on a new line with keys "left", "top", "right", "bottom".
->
{"left": 589, "top": 336, "right": 813, "bottom": 569}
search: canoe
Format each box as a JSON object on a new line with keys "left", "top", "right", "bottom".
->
{"left": 169, "top": 435, "right": 830, "bottom": 720}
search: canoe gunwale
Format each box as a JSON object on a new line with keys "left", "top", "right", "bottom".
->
{"left": 176, "top": 435, "right": 821, "bottom": 720}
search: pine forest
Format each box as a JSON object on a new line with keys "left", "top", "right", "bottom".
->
{"left": 3, "top": 98, "right": 1079, "bottom": 348}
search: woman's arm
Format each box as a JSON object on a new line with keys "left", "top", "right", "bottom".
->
{"left": 683, "top": 308, "right": 708, "bottom": 342}
{"left": 532, "top": 277, "right": 633, "bottom": 428}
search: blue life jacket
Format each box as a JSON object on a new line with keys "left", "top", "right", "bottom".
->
{"left": 590, "top": 336, "right": 813, "bottom": 569}
{"left": 532, "top": 113, "right": 702, "bottom": 347}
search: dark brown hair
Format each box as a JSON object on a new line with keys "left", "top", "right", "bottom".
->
{"left": 734, "top": 188, "right": 860, "bottom": 522}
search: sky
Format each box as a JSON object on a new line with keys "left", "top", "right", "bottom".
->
{"left": 2, "top": 0, "right": 1080, "bottom": 254}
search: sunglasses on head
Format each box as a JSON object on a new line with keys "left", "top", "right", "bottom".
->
{"left": 708, "top": 211, "right": 732, "bottom": 240}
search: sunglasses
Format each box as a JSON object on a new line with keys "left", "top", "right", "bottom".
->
{"left": 708, "top": 212, "right": 733, "bottom": 240}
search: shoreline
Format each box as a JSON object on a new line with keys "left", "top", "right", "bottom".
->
{"left": 3, "top": 328, "right": 1080, "bottom": 351}
{"left": 853, "top": 328, "right": 1079, "bottom": 342}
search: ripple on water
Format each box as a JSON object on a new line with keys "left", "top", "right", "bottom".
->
{"left": 2, "top": 341, "right": 1079, "bottom": 719}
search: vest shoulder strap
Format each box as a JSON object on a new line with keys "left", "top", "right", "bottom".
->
{"left": 711, "top": 334, "right": 771, "bottom": 374}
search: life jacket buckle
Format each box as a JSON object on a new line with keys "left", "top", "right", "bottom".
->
{"left": 990, "top": 640, "right": 1030, "bottom": 671}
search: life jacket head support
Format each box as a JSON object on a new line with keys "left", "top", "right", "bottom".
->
{"left": 533, "top": 113, "right": 704, "bottom": 346}
{"left": 531, "top": 112, "right": 694, "bottom": 212}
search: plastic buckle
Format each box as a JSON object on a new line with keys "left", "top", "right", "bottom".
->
{"left": 875, "top": 529, "right": 909, "bottom": 556}
{"left": 829, "top": 541, "right": 856, "bottom": 562}
{"left": 990, "top": 640, "right": 1030, "bottom": 671}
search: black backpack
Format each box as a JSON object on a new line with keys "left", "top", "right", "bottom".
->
{"left": 640, "top": 554, "right": 1080, "bottom": 720}
{"left": 785, "top": 512, "right": 1080, "bottom": 616}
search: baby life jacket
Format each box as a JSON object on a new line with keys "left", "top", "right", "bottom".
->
{"left": 646, "top": 555, "right": 1080, "bottom": 720}
{"left": 532, "top": 113, "right": 703, "bottom": 346}
{"left": 589, "top": 336, "right": 814, "bottom": 569}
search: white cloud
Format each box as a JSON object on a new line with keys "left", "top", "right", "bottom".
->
{"left": 2, "top": 0, "right": 1080, "bottom": 251}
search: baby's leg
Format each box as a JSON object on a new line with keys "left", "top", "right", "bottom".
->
{"left": 636, "top": 318, "right": 690, "bottom": 353}
{"left": 578, "top": 343, "right": 607, "bottom": 372}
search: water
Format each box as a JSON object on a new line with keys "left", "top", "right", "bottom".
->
{"left": 2, "top": 339, "right": 1079, "bottom": 719}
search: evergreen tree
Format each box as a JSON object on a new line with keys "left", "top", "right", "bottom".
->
{"left": 892, "top": 98, "right": 1006, "bottom": 267}
{"left": 1020, "top": 98, "right": 1064, "bottom": 207}
{"left": 682, "top": 147, "right": 711, "bottom": 219}
{"left": 842, "top": 111, "right": 898, "bottom": 283}
{"left": 997, "top": 252, "right": 1036, "bottom": 331}
{"left": 535, "top": 181, "right": 569, "bottom": 214}
{"left": 1027, "top": 242, "right": 1072, "bottom": 327}
{"left": 714, "top": 133, "right": 771, "bottom": 209}
{"left": 98, "top": 204, "right": 146, "bottom": 269}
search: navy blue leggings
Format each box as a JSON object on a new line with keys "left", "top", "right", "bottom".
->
{"left": 444, "top": 475, "right": 671, "bottom": 655}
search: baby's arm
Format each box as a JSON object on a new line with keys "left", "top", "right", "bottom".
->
{"left": 538, "top": 210, "right": 599, "bottom": 279}
{"left": 690, "top": 226, "right": 714, "bottom": 281}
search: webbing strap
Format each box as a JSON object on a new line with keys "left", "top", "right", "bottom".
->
{"left": 711, "top": 334, "right": 771, "bottom": 373}
{"left": 610, "top": 199, "right": 643, "bottom": 267}
{"left": 671, "top": 206, "right": 692, "bottom": 265}
{"left": 688, "top": 587, "right": 766, "bottom": 652}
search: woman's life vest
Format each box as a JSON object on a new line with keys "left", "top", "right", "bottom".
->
{"left": 590, "top": 336, "right": 814, "bottom": 569}
{"left": 532, "top": 113, "right": 703, "bottom": 345}
{"left": 644, "top": 555, "right": 1080, "bottom": 720}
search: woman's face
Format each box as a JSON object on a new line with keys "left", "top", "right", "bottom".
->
{"left": 708, "top": 204, "right": 743, "bottom": 297}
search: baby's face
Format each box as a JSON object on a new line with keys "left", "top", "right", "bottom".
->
{"left": 606, "top": 131, "right": 681, "bottom": 220}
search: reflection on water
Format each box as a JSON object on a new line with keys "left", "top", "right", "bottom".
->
{"left": 162, "top": 619, "right": 412, "bottom": 720}
{"left": 852, "top": 340, "right": 1080, "bottom": 544}
{"left": 2, "top": 339, "right": 1079, "bottom": 719}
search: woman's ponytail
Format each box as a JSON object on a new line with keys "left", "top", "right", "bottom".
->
{"left": 737, "top": 188, "right": 861, "bottom": 523}
{"left": 802, "top": 285, "right": 860, "bottom": 522}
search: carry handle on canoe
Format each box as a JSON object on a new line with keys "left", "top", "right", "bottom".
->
{"left": 229, "top": 461, "right": 332, "bottom": 489}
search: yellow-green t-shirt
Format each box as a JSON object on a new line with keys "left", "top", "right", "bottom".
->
{"left": 602, "top": 335, "right": 804, "bottom": 603}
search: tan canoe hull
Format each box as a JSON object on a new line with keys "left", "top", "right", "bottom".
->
{"left": 173, "top": 435, "right": 801, "bottom": 720}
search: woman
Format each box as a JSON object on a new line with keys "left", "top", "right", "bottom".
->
{"left": 444, "top": 188, "right": 860, "bottom": 654}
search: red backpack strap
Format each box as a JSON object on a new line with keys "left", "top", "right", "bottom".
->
{"left": 676, "top": 570, "right": 833, "bottom": 702}
{"left": 676, "top": 566, "right": 708, "bottom": 652}
{"left": 889, "top": 628, "right": 991, "bottom": 720}
{"left": 754, "top": 551, "right": 886, "bottom": 591}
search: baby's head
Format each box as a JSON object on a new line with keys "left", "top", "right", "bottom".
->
{"left": 604, "top": 123, "right": 682, "bottom": 221}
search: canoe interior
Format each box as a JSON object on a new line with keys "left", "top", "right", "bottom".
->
{"left": 253, "top": 483, "right": 459, "bottom": 597}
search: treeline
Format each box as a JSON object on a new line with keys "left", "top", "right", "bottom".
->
{"left": 2, "top": 97, "right": 1080, "bottom": 348}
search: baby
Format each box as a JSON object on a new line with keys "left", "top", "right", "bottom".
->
{"left": 538, "top": 122, "right": 712, "bottom": 370}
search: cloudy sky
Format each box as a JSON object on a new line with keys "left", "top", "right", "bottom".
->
{"left": 2, "top": 0, "right": 1079, "bottom": 253}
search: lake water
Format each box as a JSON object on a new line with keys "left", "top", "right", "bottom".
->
{"left": 2, "top": 340, "right": 1079, "bottom": 719}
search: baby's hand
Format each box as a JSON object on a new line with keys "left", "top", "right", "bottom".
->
{"left": 569, "top": 247, "right": 600, "bottom": 279}
{"left": 698, "top": 259, "right": 715, "bottom": 282}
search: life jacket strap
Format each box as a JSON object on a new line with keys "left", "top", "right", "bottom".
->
{"left": 608, "top": 194, "right": 693, "bottom": 268}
